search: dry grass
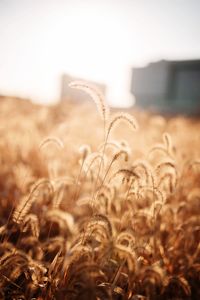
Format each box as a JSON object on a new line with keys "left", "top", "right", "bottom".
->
{"left": 0, "top": 88, "right": 199, "bottom": 300}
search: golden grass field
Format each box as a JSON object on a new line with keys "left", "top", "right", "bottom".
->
{"left": 0, "top": 83, "right": 199, "bottom": 299}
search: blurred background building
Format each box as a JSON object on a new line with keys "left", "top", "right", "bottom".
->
{"left": 131, "top": 59, "right": 200, "bottom": 115}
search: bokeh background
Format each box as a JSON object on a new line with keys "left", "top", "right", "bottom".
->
{"left": 0, "top": 0, "right": 200, "bottom": 109}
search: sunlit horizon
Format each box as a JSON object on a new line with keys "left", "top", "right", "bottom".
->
{"left": 0, "top": 0, "right": 200, "bottom": 107}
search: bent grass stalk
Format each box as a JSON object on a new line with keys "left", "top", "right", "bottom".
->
{"left": 69, "top": 81, "right": 109, "bottom": 207}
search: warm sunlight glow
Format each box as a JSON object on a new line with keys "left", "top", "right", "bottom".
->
{"left": 0, "top": 0, "right": 200, "bottom": 107}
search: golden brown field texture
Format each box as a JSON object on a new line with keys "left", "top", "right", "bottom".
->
{"left": 0, "top": 84, "right": 199, "bottom": 299}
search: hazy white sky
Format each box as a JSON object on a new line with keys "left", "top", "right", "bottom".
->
{"left": 0, "top": 0, "right": 200, "bottom": 106}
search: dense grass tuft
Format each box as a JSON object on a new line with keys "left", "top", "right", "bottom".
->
{"left": 0, "top": 92, "right": 199, "bottom": 299}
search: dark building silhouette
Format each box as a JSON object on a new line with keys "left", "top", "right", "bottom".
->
{"left": 131, "top": 60, "right": 200, "bottom": 115}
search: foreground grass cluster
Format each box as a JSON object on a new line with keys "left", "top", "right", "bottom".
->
{"left": 0, "top": 84, "right": 199, "bottom": 299}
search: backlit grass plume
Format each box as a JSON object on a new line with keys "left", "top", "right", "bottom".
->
{"left": 69, "top": 80, "right": 110, "bottom": 122}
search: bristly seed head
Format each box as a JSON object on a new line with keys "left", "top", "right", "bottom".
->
{"left": 69, "top": 80, "right": 110, "bottom": 122}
